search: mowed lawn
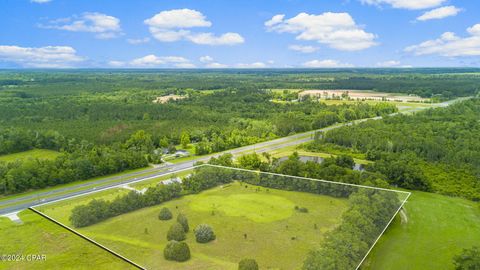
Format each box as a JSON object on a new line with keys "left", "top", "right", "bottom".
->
{"left": 0, "top": 149, "right": 61, "bottom": 163}
{"left": 42, "top": 183, "right": 348, "bottom": 270}
{"left": 363, "top": 191, "right": 480, "bottom": 270}
{"left": 0, "top": 211, "right": 135, "bottom": 270}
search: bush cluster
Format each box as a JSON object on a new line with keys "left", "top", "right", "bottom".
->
{"left": 158, "top": 207, "right": 173, "bottom": 220}
{"left": 194, "top": 224, "right": 216, "bottom": 243}
{"left": 163, "top": 241, "right": 190, "bottom": 262}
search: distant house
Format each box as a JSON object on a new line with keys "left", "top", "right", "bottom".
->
{"left": 175, "top": 150, "right": 190, "bottom": 157}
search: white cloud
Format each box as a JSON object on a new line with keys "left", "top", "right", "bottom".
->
{"left": 0, "top": 45, "right": 84, "bottom": 68}
{"left": 205, "top": 62, "right": 228, "bottom": 68}
{"left": 40, "top": 12, "right": 122, "bottom": 39}
{"left": 376, "top": 60, "right": 401, "bottom": 67}
{"left": 129, "top": 54, "right": 191, "bottom": 67}
{"left": 236, "top": 62, "right": 268, "bottom": 68}
{"left": 405, "top": 23, "right": 480, "bottom": 56}
{"left": 186, "top": 32, "right": 244, "bottom": 45}
{"left": 31, "top": 0, "right": 52, "bottom": 3}
{"left": 302, "top": 59, "right": 354, "bottom": 68}
{"left": 265, "top": 12, "right": 377, "bottom": 51}
{"left": 360, "top": 0, "right": 446, "bottom": 10}
{"left": 144, "top": 9, "right": 211, "bottom": 29}
{"left": 289, "top": 44, "right": 319, "bottom": 53}
{"left": 127, "top": 37, "right": 150, "bottom": 45}
{"left": 199, "top": 55, "right": 214, "bottom": 63}
{"left": 145, "top": 9, "right": 244, "bottom": 45}
{"left": 417, "top": 6, "right": 462, "bottom": 21}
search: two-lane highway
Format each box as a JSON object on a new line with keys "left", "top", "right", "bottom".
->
{"left": 0, "top": 98, "right": 464, "bottom": 216}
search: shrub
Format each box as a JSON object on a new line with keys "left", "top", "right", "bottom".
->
{"left": 294, "top": 206, "right": 309, "bottom": 213}
{"left": 167, "top": 223, "right": 186, "bottom": 241}
{"left": 163, "top": 241, "right": 191, "bottom": 262}
{"left": 453, "top": 246, "right": 480, "bottom": 270}
{"left": 158, "top": 207, "right": 173, "bottom": 220}
{"left": 238, "top": 258, "right": 259, "bottom": 270}
{"left": 177, "top": 213, "right": 189, "bottom": 232}
{"left": 194, "top": 224, "right": 216, "bottom": 243}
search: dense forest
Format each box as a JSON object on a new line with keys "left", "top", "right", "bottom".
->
{"left": 311, "top": 98, "right": 480, "bottom": 200}
{"left": 1, "top": 69, "right": 478, "bottom": 144}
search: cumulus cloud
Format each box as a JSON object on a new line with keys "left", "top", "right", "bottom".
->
{"left": 144, "top": 9, "right": 244, "bottom": 45}
{"left": 39, "top": 12, "right": 122, "bottom": 39}
{"left": 265, "top": 12, "right": 377, "bottom": 51}
{"left": 405, "top": 24, "right": 480, "bottom": 56}
{"left": 199, "top": 56, "right": 228, "bottom": 68}
{"left": 302, "top": 59, "right": 354, "bottom": 68}
{"left": 186, "top": 32, "right": 244, "bottom": 45}
{"left": 289, "top": 44, "right": 319, "bottom": 53}
{"left": 0, "top": 45, "right": 84, "bottom": 68}
{"left": 199, "top": 55, "right": 214, "bottom": 63}
{"left": 31, "top": 0, "right": 51, "bottom": 3}
{"left": 360, "top": 0, "right": 446, "bottom": 10}
{"left": 417, "top": 6, "right": 462, "bottom": 21}
{"left": 127, "top": 37, "right": 150, "bottom": 45}
{"left": 126, "top": 54, "right": 193, "bottom": 68}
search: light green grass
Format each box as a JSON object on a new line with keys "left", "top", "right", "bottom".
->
{"left": 363, "top": 191, "right": 480, "bottom": 270}
{"left": 0, "top": 149, "right": 61, "bottom": 163}
{"left": 41, "top": 183, "right": 348, "bottom": 270}
{"left": 0, "top": 210, "right": 134, "bottom": 270}
{"left": 190, "top": 192, "right": 295, "bottom": 223}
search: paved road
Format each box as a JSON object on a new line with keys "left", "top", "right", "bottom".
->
{"left": 0, "top": 98, "right": 465, "bottom": 216}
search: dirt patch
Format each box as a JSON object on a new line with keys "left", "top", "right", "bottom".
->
{"left": 153, "top": 94, "right": 187, "bottom": 104}
{"left": 299, "top": 90, "right": 429, "bottom": 102}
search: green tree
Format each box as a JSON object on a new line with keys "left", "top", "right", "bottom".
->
{"left": 238, "top": 258, "right": 259, "bottom": 270}
{"left": 158, "top": 207, "right": 173, "bottom": 220}
{"left": 163, "top": 241, "right": 191, "bottom": 262}
{"left": 180, "top": 131, "right": 191, "bottom": 148}
{"left": 167, "top": 223, "right": 186, "bottom": 241}
{"left": 194, "top": 224, "right": 216, "bottom": 243}
{"left": 177, "top": 213, "right": 189, "bottom": 232}
{"left": 125, "top": 130, "right": 154, "bottom": 153}
{"left": 159, "top": 136, "right": 169, "bottom": 148}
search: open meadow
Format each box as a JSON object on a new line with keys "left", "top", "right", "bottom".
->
{"left": 38, "top": 182, "right": 349, "bottom": 269}
{"left": 0, "top": 211, "right": 133, "bottom": 270}
{"left": 363, "top": 191, "right": 480, "bottom": 270}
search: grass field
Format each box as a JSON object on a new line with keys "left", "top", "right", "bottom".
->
{"left": 39, "top": 183, "right": 348, "bottom": 270}
{"left": 0, "top": 149, "right": 61, "bottom": 163}
{"left": 364, "top": 191, "right": 480, "bottom": 270}
{"left": 0, "top": 211, "right": 134, "bottom": 270}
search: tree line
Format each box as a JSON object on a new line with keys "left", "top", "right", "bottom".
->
{"left": 315, "top": 98, "right": 480, "bottom": 200}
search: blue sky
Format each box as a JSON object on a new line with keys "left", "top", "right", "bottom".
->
{"left": 0, "top": 0, "right": 479, "bottom": 68}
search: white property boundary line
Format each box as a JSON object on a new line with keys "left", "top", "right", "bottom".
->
{"left": 32, "top": 164, "right": 411, "bottom": 270}
{"left": 29, "top": 207, "right": 146, "bottom": 270}
{"left": 355, "top": 192, "right": 411, "bottom": 270}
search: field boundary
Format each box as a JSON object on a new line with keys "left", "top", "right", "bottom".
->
{"left": 31, "top": 164, "right": 411, "bottom": 270}
{"left": 28, "top": 207, "right": 146, "bottom": 270}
